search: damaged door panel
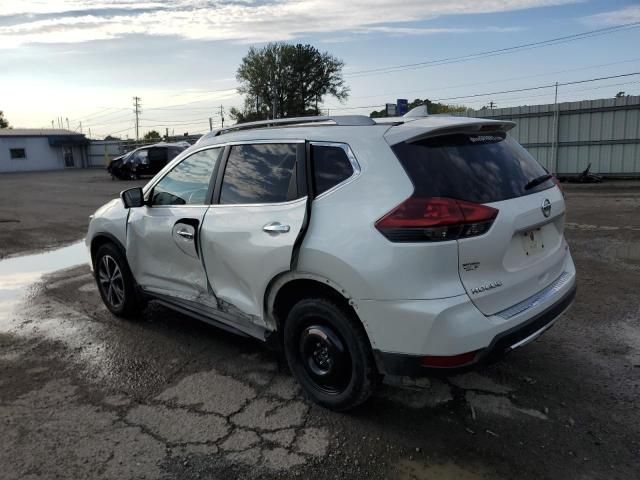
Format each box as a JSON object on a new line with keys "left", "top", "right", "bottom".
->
{"left": 200, "top": 141, "right": 307, "bottom": 327}
{"left": 127, "top": 206, "right": 210, "bottom": 299}
{"left": 126, "top": 146, "right": 221, "bottom": 302}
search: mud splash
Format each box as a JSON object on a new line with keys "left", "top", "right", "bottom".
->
{"left": 0, "top": 241, "right": 88, "bottom": 329}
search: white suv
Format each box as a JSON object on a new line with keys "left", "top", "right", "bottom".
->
{"left": 87, "top": 113, "right": 576, "bottom": 411}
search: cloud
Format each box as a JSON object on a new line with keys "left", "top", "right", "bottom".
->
{"left": 358, "top": 26, "right": 524, "bottom": 36}
{"left": 581, "top": 5, "right": 640, "bottom": 26}
{"left": 0, "top": 0, "right": 578, "bottom": 48}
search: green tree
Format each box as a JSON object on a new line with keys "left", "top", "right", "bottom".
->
{"left": 369, "top": 98, "right": 466, "bottom": 118}
{"left": 231, "top": 43, "right": 349, "bottom": 123}
{"left": 0, "top": 111, "right": 9, "bottom": 129}
{"left": 143, "top": 130, "right": 161, "bottom": 141}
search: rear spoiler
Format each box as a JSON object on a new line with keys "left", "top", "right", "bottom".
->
{"left": 384, "top": 118, "right": 516, "bottom": 146}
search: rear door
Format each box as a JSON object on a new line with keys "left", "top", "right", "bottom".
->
{"left": 200, "top": 142, "right": 307, "bottom": 324}
{"left": 392, "top": 132, "right": 569, "bottom": 316}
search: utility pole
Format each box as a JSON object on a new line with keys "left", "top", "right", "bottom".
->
{"left": 51, "top": 120, "right": 54, "bottom": 128}
{"left": 219, "top": 105, "right": 225, "bottom": 128}
{"left": 133, "top": 96, "right": 142, "bottom": 141}
{"left": 66, "top": 117, "right": 70, "bottom": 130}
{"left": 88, "top": 128, "right": 91, "bottom": 139}
{"left": 488, "top": 101, "right": 497, "bottom": 110}
{"left": 79, "top": 121, "right": 83, "bottom": 133}
{"left": 165, "top": 127, "right": 169, "bottom": 140}
{"left": 551, "top": 81, "right": 560, "bottom": 174}
{"left": 209, "top": 117, "right": 213, "bottom": 132}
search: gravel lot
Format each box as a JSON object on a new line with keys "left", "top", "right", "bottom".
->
{"left": 0, "top": 170, "right": 639, "bottom": 479}
{"left": 0, "top": 170, "right": 145, "bottom": 259}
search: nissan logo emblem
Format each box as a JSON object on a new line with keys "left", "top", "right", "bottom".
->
{"left": 541, "top": 198, "right": 551, "bottom": 218}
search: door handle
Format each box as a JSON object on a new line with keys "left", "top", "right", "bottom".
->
{"left": 263, "top": 222, "right": 290, "bottom": 234}
{"left": 176, "top": 229, "right": 194, "bottom": 240}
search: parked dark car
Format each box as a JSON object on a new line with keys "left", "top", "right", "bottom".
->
{"left": 107, "top": 142, "right": 190, "bottom": 180}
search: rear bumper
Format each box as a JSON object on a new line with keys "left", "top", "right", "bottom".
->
{"left": 374, "top": 283, "right": 576, "bottom": 377}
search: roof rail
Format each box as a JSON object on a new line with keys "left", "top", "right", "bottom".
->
{"left": 214, "top": 115, "right": 375, "bottom": 136}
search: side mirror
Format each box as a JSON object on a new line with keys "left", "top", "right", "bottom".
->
{"left": 121, "top": 187, "right": 145, "bottom": 208}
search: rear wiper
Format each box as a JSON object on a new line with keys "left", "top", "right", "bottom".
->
{"left": 524, "top": 174, "right": 552, "bottom": 190}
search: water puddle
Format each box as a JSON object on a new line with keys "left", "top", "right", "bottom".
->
{"left": 395, "top": 459, "right": 493, "bottom": 480}
{"left": 0, "top": 241, "right": 88, "bottom": 330}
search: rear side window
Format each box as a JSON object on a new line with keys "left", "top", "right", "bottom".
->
{"left": 392, "top": 133, "right": 554, "bottom": 203}
{"left": 311, "top": 144, "right": 354, "bottom": 196}
{"left": 220, "top": 143, "right": 297, "bottom": 204}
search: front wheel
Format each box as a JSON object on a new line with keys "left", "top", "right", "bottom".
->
{"left": 94, "top": 243, "right": 141, "bottom": 318}
{"left": 284, "top": 297, "right": 378, "bottom": 411}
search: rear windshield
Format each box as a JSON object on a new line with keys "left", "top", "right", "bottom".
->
{"left": 392, "top": 133, "right": 554, "bottom": 203}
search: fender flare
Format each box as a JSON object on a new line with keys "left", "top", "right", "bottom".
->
{"left": 264, "top": 271, "right": 357, "bottom": 331}
{"left": 89, "top": 231, "right": 127, "bottom": 264}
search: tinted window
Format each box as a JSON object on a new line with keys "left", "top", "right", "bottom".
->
{"left": 312, "top": 144, "right": 354, "bottom": 195}
{"left": 220, "top": 144, "right": 297, "bottom": 204}
{"left": 392, "top": 133, "right": 554, "bottom": 203}
{"left": 151, "top": 147, "right": 220, "bottom": 205}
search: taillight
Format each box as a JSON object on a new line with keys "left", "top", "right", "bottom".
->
{"left": 375, "top": 196, "right": 498, "bottom": 242}
{"left": 552, "top": 175, "right": 564, "bottom": 197}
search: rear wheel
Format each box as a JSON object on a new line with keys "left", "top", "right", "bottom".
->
{"left": 284, "top": 297, "right": 378, "bottom": 411}
{"left": 94, "top": 243, "right": 141, "bottom": 318}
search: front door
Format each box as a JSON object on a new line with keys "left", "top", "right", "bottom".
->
{"left": 201, "top": 142, "right": 307, "bottom": 326}
{"left": 126, "top": 146, "right": 221, "bottom": 302}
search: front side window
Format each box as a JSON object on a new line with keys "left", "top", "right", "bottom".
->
{"left": 220, "top": 143, "right": 297, "bottom": 204}
{"left": 311, "top": 144, "right": 354, "bottom": 196}
{"left": 134, "top": 149, "right": 150, "bottom": 165}
{"left": 10, "top": 148, "right": 26, "bottom": 160}
{"left": 151, "top": 147, "right": 220, "bottom": 205}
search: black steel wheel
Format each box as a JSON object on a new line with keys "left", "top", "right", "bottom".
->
{"left": 284, "top": 297, "right": 378, "bottom": 411}
{"left": 299, "top": 324, "right": 353, "bottom": 394}
{"left": 94, "top": 243, "right": 141, "bottom": 318}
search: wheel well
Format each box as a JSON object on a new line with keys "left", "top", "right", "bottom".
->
{"left": 90, "top": 234, "right": 125, "bottom": 266}
{"left": 272, "top": 279, "right": 357, "bottom": 333}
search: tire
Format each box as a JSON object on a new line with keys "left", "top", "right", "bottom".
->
{"left": 283, "top": 297, "right": 378, "bottom": 411}
{"left": 94, "top": 243, "right": 141, "bottom": 318}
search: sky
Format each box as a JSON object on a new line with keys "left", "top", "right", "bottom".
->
{"left": 1, "top": 0, "right": 639, "bottom": 139}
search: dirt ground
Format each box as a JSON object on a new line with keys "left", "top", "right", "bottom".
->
{"left": 0, "top": 171, "right": 639, "bottom": 479}
{"left": 0, "top": 170, "right": 145, "bottom": 259}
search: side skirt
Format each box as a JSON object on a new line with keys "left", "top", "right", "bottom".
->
{"left": 143, "top": 290, "right": 268, "bottom": 342}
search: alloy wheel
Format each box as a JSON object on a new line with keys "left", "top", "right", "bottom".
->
{"left": 98, "top": 254, "right": 125, "bottom": 309}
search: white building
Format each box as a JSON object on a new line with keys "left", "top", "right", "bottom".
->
{"left": 0, "top": 129, "right": 89, "bottom": 173}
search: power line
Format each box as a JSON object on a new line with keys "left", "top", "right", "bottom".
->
{"left": 139, "top": 120, "right": 209, "bottom": 127}
{"left": 337, "top": 57, "right": 640, "bottom": 102}
{"left": 345, "top": 21, "right": 640, "bottom": 78}
{"left": 62, "top": 23, "right": 640, "bottom": 124}
{"left": 432, "top": 72, "right": 640, "bottom": 102}
{"left": 70, "top": 106, "right": 129, "bottom": 123}
{"left": 323, "top": 72, "right": 640, "bottom": 112}
{"left": 140, "top": 116, "right": 212, "bottom": 124}
{"left": 460, "top": 79, "right": 640, "bottom": 106}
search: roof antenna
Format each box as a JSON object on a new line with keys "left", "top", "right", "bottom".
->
{"left": 404, "top": 105, "right": 429, "bottom": 118}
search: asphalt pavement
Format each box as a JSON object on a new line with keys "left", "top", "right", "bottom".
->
{"left": 0, "top": 171, "right": 638, "bottom": 479}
